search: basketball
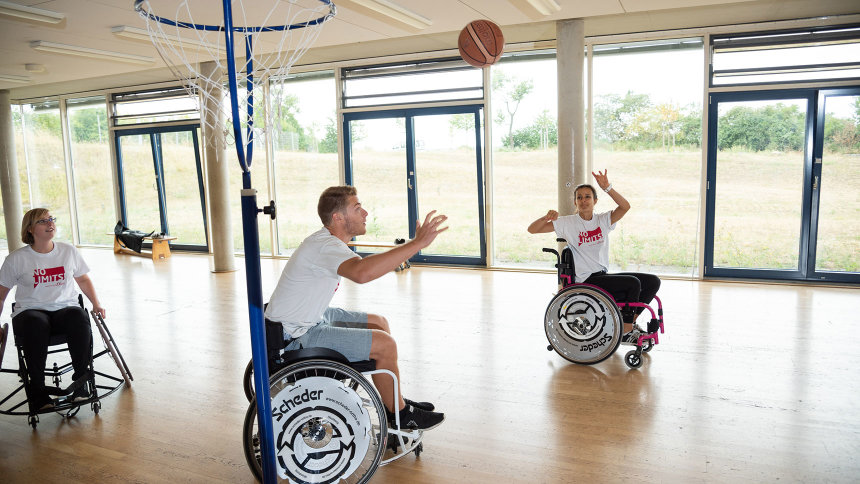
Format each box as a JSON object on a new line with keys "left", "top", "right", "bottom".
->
{"left": 458, "top": 19, "right": 504, "bottom": 68}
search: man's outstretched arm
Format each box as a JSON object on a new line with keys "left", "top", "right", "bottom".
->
{"left": 338, "top": 211, "right": 448, "bottom": 284}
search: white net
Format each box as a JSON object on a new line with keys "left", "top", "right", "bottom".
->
{"left": 135, "top": 0, "right": 335, "bottom": 158}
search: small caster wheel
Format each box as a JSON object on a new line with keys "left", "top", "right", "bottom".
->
{"left": 387, "top": 434, "right": 400, "bottom": 452}
{"left": 414, "top": 442, "right": 423, "bottom": 457}
{"left": 92, "top": 401, "right": 101, "bottom": 414}
{"left": 29, "top": 415, "right": 39, "bottom": 429}
{"left": 547, "top": 345, "right": 553, "bottom": 351}
{"left": 641, "top": 338, "right": 654, "bottom": 353}
{"left": 625, "top": 350, "right": 643, "bottom": 369}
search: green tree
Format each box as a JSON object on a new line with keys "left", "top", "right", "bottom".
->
{"left": 718, "top": 103, "right": 805, "bottom": 151}
{"left": 70, "top": 108, "right": 106, "bottom": 143}
{"left": 271, "top": 92, "right": 308, "bottom": 151}
{"left": 493, "top": 71, "right": 533, "bottom": 150}
{"left": 676, "top": 106, "right": 702, "bottom": 148}
{"left": 319, "top": 118, "right": 338, "bottom": 153}
{"left": 854, "top": 97, "right": 860, "bottom": 125}
{"left": 448, "top": 113, "right": 475, "bottom": 133}
{"left": 29, "top": 111, "right": 61, "bottom": 136}
{"left": 654, "top": 102, "right": 681, "bottom": 150}
{"left": 824, "top": 116, "right": 860, "bottom": 152}
{"left": 507, "top": 111, "right": 558, "bottom": 149}
{"left": 593, "top": 91, "right": 652, "bottom": 145}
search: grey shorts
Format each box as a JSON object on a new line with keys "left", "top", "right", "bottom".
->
{"left": 284, "top": 307, "right": 371, "bottom": 362}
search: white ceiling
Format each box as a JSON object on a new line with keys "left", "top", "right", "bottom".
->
{"left": 1, "top": 0, "right": 858, "bottom": 99}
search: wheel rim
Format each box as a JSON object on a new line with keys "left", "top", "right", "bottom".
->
{"left": 244, "top": 360, "right": 386, "bottom": 483}
{"left": 545, "top": 286, "right": 622, "bottom": 364}
{"left": 243, "top": 360, "right": 255, "bottom": 402}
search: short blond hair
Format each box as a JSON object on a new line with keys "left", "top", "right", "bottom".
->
{"left": 21, "top": 208, "right": 50, "bottom": 245}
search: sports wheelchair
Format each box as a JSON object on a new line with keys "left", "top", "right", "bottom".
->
{"left": 0, "top": 296, "right": 132, "bottom": 428}
{"left": 542, "top": 239, "right": 665, "bottom": 369}
{"left": 241, "top": 319, "right": 425, "bottom": 483}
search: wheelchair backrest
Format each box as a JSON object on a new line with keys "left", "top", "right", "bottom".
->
{"left": 560, "top": 247, "right": 575, "bottom": 287}
{"left": 264, "top": 318, "right": 287, "bottom": 363}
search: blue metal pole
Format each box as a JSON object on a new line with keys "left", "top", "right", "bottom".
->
{"left": 221, "top": 1, "right": 277, "bottom": 483}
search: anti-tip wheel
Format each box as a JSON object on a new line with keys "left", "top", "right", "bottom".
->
{"left": 625, "top": 350, "right": 643, "bottom": 369}
{"left": 641, "top": 338, "right": 654, "bottom": 353}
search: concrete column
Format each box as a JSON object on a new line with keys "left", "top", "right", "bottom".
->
{"left": 0, "top": 90, "right": 24, "bottom": 251}
{"left": 556, "top": 19, "right": 586, "bottom": 216}
{"left": 199, "top": 62, "right": 236, "bottom": 272}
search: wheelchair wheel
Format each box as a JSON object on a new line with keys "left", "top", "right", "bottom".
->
{"left": 243, "top": 359, "right": 387, "bottom": 483}
{"left": 243, "top": 360, "right": 254, "bottom": 402}
{"left": 544, "top": 285, "right": 623, "bottom": 365}
{"left": 625, "top": 350, "right": 643, "bottom": 369}
{"left": 641, "top": 338, "right": 654, "bottom": 353}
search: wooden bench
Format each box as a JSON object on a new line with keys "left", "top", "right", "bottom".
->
{"left": 110, "top": 234, "right": 177, "bottom": 261}
{"left": 346, "top": 239, "right": 411, "bottom": 271}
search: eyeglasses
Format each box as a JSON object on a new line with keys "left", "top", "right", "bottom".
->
{"left": 35, "top": 216, "right": 57, "bottom": 225}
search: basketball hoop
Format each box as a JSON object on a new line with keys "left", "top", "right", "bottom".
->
{"left": 133, "top": 2, "right": 336, "bottom": 483}
{"left": 135, "top": 0, "right": 335, "bottom": 171}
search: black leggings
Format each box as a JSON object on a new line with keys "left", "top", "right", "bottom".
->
{"left": 583, "top": 272, "right": 661, "bottom": 321}
{"left": 12, "top": 307, "right": 92, "bottom": 398}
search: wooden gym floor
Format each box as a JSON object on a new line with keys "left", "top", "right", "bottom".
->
{"left": 0, "top": 248, "right": 858, "bottom": 483}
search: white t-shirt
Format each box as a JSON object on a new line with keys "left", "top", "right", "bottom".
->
{"left": 553, "top": 211, "right": 616, "bottom": 283}
{"left": 0, "top": 242, "right": 91, "bottom": 317}
{"left": 265, "top": 227, "right": 360, "bottom": 338}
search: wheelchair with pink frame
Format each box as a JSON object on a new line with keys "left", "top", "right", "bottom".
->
{"left": 542, "top": 238, "right": 665, "bottom": 369}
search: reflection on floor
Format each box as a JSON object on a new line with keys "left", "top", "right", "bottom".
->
{"left": 0, "top": 248, "right": 858, "bottom": 483}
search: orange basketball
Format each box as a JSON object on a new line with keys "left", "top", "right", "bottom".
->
{"left": 458, "top": 19, "right": 504, "bottom": 68}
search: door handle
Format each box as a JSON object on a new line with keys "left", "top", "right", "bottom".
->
{"left": 408, "top": 178, "right": 413, "bottom": 190}
{"left": 813, "top": 175, "right": 818, "bottom": 190}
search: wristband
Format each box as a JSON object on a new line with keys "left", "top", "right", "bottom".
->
{"left": 603, "top": 184, "right": 613, "bottom": 193}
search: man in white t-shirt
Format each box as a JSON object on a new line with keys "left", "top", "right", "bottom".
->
{"left": 265, "top": 186, "right": 448, "bottom": 431}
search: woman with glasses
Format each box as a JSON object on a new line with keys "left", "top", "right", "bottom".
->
{"left": 0, "top": 208, "right": 106, "bottom": 412}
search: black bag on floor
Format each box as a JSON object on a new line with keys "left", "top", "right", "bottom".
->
{"left": 114, "top": 221, "right": 154, "bottom": 254}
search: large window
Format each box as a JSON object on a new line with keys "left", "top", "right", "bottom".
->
{"left": 68, "top": 96, "right": 114, "bottom": 245}
{"left": 712, "top": 26, "right": 860, "bottom": 86}
{"left": 592, "top": 38, "right": 704, "bottom": 276}
{"left": 342, "top": 60, "right": 482, "bottom": 108}
{"left": 491, "top": 51, "right": 559, "bottom": 267}
{"left": 270, "top": 71, "right": 338, "bottom": 255}
{"left": 19, "top": 101, "right": 72, "bottom": 243}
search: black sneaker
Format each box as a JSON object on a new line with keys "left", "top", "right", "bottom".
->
{"left": 63, "top": 370, "right": 92, "bottom": 396}
{"left": 404, "top": 398, "right": 434, "bottom": 412}
{"left": 621, "top": 324, "right": 644, "bottom": 346}
{"left": 396, "top": 404, "right": 445, "bottom": 431}
{"left": 70, "top": 384, "right": 93, "bottom": 403}
{"left": 386, "top": 397, "right": 436, "bottom": 422}
{"left": 29, "top": 393, "right": 55, "bottom": 413}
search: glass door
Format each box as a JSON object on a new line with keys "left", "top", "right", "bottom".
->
{"left": 809, "top": 89, "right": 860, "bottom": 282}
{"left": 114, "top": 124, "right": 208, "bottom": 251}
{"left": 344, "top": 106, "right": 486, "bottom": 265}
{"left": 348, "top": 116, "right": 410, "bottom": 248}
{"left": 705, "top": 89, "right": 859, "bottom": 283}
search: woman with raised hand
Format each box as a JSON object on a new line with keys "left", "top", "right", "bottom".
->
{"left": 528, "top": 170, "right": 660, "bottom": 343}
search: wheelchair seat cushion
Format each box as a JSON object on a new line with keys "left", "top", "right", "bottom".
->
{"left": 281, "top": 347, "right": 376, "bottom": 373}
